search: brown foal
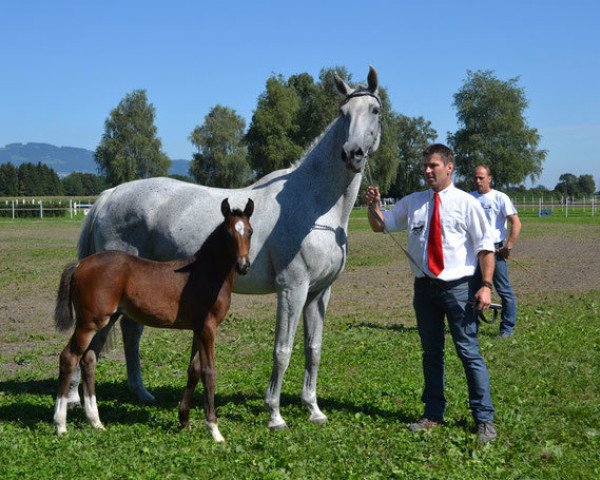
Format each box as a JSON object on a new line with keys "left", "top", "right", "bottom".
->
{"left": 53, "top": 198, "right": 254, "bottom": 442}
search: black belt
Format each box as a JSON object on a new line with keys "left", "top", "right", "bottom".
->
{"left": 414, "top": 276, "right": 470, "bottom": 289}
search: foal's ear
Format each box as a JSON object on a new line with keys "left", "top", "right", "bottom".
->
{"left": 221, "top": 198, "right": 231, "bottom": 218}
{"left": 244, "top": 198, "right": 254, "bottom": 218}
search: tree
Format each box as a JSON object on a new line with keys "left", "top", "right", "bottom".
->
{"left": 95, "top": 90, "right": 171, "bottom": 186}
{"left": 554, "top": 173, "right": 580, "bottom": 196}
{"left": 448, "top": 70, "right": 547, "bottom": 188}
{"left": 577, "top": 174, "right": 596, "bottom": 195}
{"left": 0, "top": 163, "right": 19, "bottom": 195}
{"left": 189, "top": 105, "right": 252, "bottom": 188}
{"left": 246, "top": 75, "right": 304, "bottom": 177}
{"left": 62, "top": 173, "right": 109, "bottom": 196}
{"left": 387, "top": 114, "right": 438, "bottom": 198}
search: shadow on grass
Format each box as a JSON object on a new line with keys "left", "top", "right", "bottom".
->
{"left": 0, "top": 378, "right": 413, "bottom": 428}
{"left": 350, "top": 322, "right": 418, "bottom": 333}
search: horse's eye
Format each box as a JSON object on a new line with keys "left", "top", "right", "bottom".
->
{"left": 372, "top": 107, "right": 380, "bottom": 115}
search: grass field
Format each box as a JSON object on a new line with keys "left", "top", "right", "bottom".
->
{"left": 0, "top": 212, "right": 599, "bottom": 479}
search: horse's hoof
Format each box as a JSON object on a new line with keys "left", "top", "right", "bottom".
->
{"left": 309, "top": 414, "right": 328, "bottom": 426}
{"left": 268, "top": 420, "right": 288, "bottom": 430}
{"left": 179, "top": 423, "right": 192, "bottom": 431}
{"left": 130, "top": 386, "right": 156, "bottom": 404}
{"left": 56, "top": 426, "right": 67, "bottom": 436}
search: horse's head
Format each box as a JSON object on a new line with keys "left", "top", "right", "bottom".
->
{"left": 221, "top": 198, "right": 254, "bottom": 275}
{"left": 335, "top": 65, "right": 382, "bottom": 173}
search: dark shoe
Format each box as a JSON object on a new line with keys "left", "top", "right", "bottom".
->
{"left": 477, "top": 421, "right": 497, "bottom": 443}
{"left": 497, "top": 332, "right": 513, "bottom": 339}
{"left": 408, "top": 417, "right": 442, "bottom": 432}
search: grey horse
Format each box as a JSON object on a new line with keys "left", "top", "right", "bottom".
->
{"left": 70, "top": 66, "right": 382, "bottom": 429}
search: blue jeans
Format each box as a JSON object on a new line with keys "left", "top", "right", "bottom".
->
{"left": 474, "top": 245, "right": 518, "bottom": 335}
{"left": 413, "top": 276, "right": 495, "bottom": 423}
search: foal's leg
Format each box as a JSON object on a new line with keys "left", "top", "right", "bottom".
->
{"left": 54, "top": 327, "right": 97, "bottom": 435}
{"left": 266, "top": 283, "right": 309, "bottom": 429}
{"left": 79, "top": 315, "right": 119, "bottom": 430}
{"left": 178, "top": 344, "right": 200, "bottom": 431}
{"left": 301, "top": 286, "right": 331, "bottom": 425}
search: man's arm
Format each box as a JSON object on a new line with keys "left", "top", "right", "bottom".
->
{"left": 364, "top": 186, "right": 385, "bottom": 233}
{"left": 474, "top": 250, "right": 495, "bottom": 309}
{"left": 499, "top": 214, "right": 521, "bottom": 259}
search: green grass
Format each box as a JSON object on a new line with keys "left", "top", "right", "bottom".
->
{"left": 0, "top": 215, "right": 599, "bottom": 479}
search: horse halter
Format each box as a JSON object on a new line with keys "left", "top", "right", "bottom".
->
{"left": 341, "top": 90, "right": 382, "bottom": 109}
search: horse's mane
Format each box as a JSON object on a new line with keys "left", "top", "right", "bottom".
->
{"left": 290, "top": 116, "right": 340, "bottom": 170}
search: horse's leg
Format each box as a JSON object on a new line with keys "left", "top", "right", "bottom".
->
{"left": 265, "top": 283, "right": 309, "bottom": 429}
{"left": 120, "top": 315, "right": 155, "bottom": 403}
{"left": 178, "top": 341, "right": 200, "bottom": 431}
{"left": 79, "top": 315, "right": 119, "bottom": 430}
{"left": 54, "top": 327, "right": 96, "bottom": 435}
{"left": 302, "top": 286, "right": 331, "bottom": 425}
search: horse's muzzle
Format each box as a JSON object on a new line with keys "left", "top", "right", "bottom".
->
{"left": 236, "top": 259, "right": 251, "bottom": 275}
{"left": 341, "top": 145, "right": 365, "bottom": 173}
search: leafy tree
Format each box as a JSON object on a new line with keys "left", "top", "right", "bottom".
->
{"left": 577, "top": 174, "right": 596, "bottom": 195}
{"left": 554, "top": 173, "right": 580, "bottom": 196}
{"left": 246, "top": 75, "right": 304, "bottom": 177}
{"left": 189, "top": 105, "right": 252, "bottom": 187}
{"left": 387, "top": 114, "right": 438, "bottom": 198}
{"left": 0, "top": 163, "right": 19, "bottom": 195}
{"left": 62, "top": 173, "right": 109, "bottom": 196}
{"left": 448, "top": 70, "right": 547, "bottom": 188}
{"left": 95, "top": 90, "right": 171, "bottom": 186}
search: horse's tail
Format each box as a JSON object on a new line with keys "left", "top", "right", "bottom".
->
{"left": 54, "top": 262, "right": 77, "bottom": 332}
{"left": 77, "top": 186, "right": 115, "bottom": 259}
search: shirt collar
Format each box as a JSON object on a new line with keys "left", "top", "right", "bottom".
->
{"left": 430, "top": 183, "right": 455, "bottom": 198}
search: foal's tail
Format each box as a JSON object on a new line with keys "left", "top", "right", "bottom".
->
{"left": 54, "top": 262, "right": 77, "bottom": 332}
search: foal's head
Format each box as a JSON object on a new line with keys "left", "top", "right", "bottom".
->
{"left": 221, "top": 198, "right": 254, "bottom": 275}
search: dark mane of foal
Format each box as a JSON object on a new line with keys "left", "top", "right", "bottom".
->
{"left": 176, "top": 209, "right": 247, "bottom": 273}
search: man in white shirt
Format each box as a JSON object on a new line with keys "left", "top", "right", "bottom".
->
{"left": 471, "top": 165, "right": 522, "bottom": 338}
{"left": 364, "top": 144, "right": 497, "bottom": 443}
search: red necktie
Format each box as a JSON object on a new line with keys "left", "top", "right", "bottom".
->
{"left": 427, "top": 192, "right": 444, "bottom": 276}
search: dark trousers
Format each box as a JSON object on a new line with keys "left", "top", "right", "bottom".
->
{"left": 413, "top": 276, "right": 495, "bottom": 423}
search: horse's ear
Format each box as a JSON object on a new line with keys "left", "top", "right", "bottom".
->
{"left": 221, "top": 198, "right": 231, "bottom": 218}
{"left": 367, "top": 65, "right": 379, "bottom": 94}
{"left": 244, "top": 198, "right": 254, "bottom": 218}
{"left": 334, "top": 73, "right": 353, "bottom": 96}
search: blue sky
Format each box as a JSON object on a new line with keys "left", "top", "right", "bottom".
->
{"left": 1, "top": 0, "right": 598, "bottom": 189}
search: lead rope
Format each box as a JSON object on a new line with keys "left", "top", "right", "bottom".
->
{"left": 362, "top": 159, "right": 498, "bottom": 323}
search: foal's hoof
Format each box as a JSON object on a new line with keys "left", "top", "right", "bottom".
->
{"left": 178, "top": 422, "right": 192, "bottom": 431}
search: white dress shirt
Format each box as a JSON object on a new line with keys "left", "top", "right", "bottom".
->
{"left": 383, "top": 184, "right": 495, "bottom": 281}
{"left": 470, "top": 189, "right": 518, "bottom": 244}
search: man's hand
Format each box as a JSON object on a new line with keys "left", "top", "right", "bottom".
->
{"left": 497, "top": 245, "right": 511, "bottom": 259}
{"left": 474, "top": 286, "right": 492, "bottom": 311}
{"left": 363, "top": 186, "right": 381, "bottom": 206}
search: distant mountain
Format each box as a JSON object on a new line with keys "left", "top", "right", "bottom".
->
{"left": 0, "top": 142, "right": 191, "bottom": 177}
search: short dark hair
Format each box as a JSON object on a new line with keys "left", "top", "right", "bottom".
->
{"left": 423, "top": 144, "right": 454, "bottom": 165}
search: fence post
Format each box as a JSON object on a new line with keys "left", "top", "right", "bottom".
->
{"left": 69, "top": 199, "right": 73, "bottom": 219}
{"left": 12, "top": 199, "right": 15, "bottom": 219}
{"left": 40, "top": 200, "right": 43, "bottom": 219}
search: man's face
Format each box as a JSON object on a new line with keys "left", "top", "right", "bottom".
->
{"left": 423, "top": 153, "right": 453, "bottom": 191}
{"left": 474, "top": 167, "right": 492, "bottom": 194}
